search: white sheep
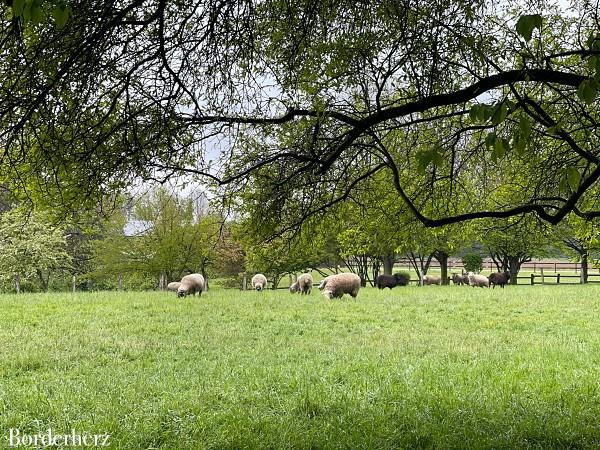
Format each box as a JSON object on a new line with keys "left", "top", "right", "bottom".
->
{"left": 290, "top": 273, "right": 313, "bottom": 295}
{"left": 422, "top": 274, "right": 442, "bottom": 285}
{"left": 318, "top": 273, "right": 361, "bottom": 299}
{"left": 251, "top": 273, "right": 268, "bottom": 291}
{"left": 166, "top": 281, "right": 181, "bottom": 292}
{"left": 467, "top": 271, "right": 489, "bottom": 288}
{"left": 177, "top": 273, "right": 205, "bottom": 297}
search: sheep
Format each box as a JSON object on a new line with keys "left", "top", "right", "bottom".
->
{"left": 291, "top": 273, "right": 313, "bottom": 295}
{"left": 422, "top": 274, "right": 442, "bottom": 285}
{"left": 488, "top": 271, "right": 510, "bottom": 289}
{"left": 166, "top": 281, "right": 181, "bottom": 292}
{"left": 318, "top": 273, "right": 361, "bottom": 299}
{"left": 177, "top": 273, "right": 205, "bottom": 297}
{"left": 376, "top": 273, "right": 407, "bottom": 289}
{"left": 467, "top": 271, "right": 489, "bottom": 288}
{"left": 251, "top": 273, "right": 268, "bottom": 291}
{"left": 451, "top": 273, "right": 469, "bottom": 285}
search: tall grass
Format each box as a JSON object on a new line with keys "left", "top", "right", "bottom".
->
{"left": 1, "top": 285, "right": 600, "bottom": 448}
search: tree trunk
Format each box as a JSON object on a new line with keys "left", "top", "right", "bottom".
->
{"left": 36, "top": 268, "right": 49, "bottom": 292}
{"left": 434, "top": 251, "right": 449, "bottom": 285}
{"left": 382, "top": 254, "right": 395, "bottom": 275}
{"left": 201, "top": 268, "right": 209, "bottom": 290}
{"left": 581, "top": 252, "right": 589, "bottom": 284}
{"left": 15, "top": 274, "right": 20, "bottom": 294}
{"left": 72, "top": 274, "right": 76, "bottom": 293}
{"left": 370, "top": 257, "right": 381, "bottom": 287}
{"left": 507, "top": 256, "right": 521, "bottom": 285}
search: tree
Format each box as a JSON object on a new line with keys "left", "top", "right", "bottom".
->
{"left": 92, "top": 189, "right": 220, "bottom": 288}
{"left": 482, "top": 216, "right": 553, "bottom": 284}
{"left": 0, "top": 209, "right": 71, "bottom": 292}
{"left": 3, "top": 2, "right": 600, "bottom": 232}
{"left": 556, "top": 214, "right": 600, "bottom": 283}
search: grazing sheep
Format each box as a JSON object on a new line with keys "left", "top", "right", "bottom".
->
{"left": 177, "top": 273, "right": 205, "bottom": 297}
{"left": 166, "top": 281, "right": 181, "bottom": 292}
{"left": 451, "top": 273, "right": 469, "bottom": 285}
{"left": 318, "top": 273, "right": 361, "bottom": 299}
{"left": 422, "top": 274, "right": 442, "bottom": 285}
{"left": 467, "top": 271, "right": 489, "bottom": 288}
{"left": 318, "top": 276, "right": 329, "bottom": 290}
{"left": 376, "top": 273, "right": 408, "bottom": 289}
{"left": 489, "top": 271, "right": 511, "bottom": 289}
{"left": 289, "top": 281, "right": 299, "bottom": 293}
{"left": 251, "top": 273, "right": 268, "bottom": 291}
{"left": 292, "top": 273, "right": 313, "bottom": 295}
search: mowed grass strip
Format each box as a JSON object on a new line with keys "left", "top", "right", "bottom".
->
{"left": 1, "top": 286, "right": 600, "bottom": 449}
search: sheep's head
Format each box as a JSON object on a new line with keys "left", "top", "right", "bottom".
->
{"left": 289, "top": 282, "right": 299, "bottom": 293}
{"left": 255, "top": 285, "right": 263, "bottom": 291}
{"left": 177, "top": 289, "right": 187, "bottom": 297}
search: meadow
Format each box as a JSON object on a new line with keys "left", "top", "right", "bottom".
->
{"left": 1, "top": 285, "right": 600, "bottom": 449}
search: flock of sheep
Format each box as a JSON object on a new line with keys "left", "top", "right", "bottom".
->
{"left": 377, "top": 271, "right": 511, "bottom": 289}
{"left": 255, "top": 272, "right": 361, "bottom": 299}
{"left": 166, "top": 273, "right": 206, "bottom": 297}
{"left": 165, "top": 270, "right": 511, "bottom": 300}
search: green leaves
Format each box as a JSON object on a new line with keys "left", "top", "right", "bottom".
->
{"left": 484, "top": 132, "right": 509, "bottom": 162}
{"left": 469, "top": 101, "right": 510, "bottom": 125}
{"left": 516, "top": 14, "right": 543, "bottom": 41}
{"left": 11, "top": 0, "right": 71, "bottom": 27}
{"left": 52, "top": 3, "right": 71, "bottom": 29}
{"left": 566, "top": 167, "right": 581, "bottom": 191}
{"left": 559, "top": 168, "right": 581, "bottom": 192}
{"left": 416, "top": 148, "right": 444, "bottom": 173}
{"left": 577, "top": 79, "right": 598, "bottom": 105}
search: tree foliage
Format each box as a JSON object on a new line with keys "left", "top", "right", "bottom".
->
{"left": 0, "top": 209, "right": 71, "bottom": 292}
{"left": 3, "top": 1, "right": 600, "bottom": 232}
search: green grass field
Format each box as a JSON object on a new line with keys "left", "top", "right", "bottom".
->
{"left": 2, "top": 286, "right": 600, "bottom": 449}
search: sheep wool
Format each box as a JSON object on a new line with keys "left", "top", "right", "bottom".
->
{"left": 166, "top": 281, "right": 181, "bottom": 292}
{"left": 467, "top": 272, "right": 489, "bottom": 288}
{"left": 177, "top": 274, "right": 205, "bottom": 297}
{"left": 318, "top": 273, "right": 361, "bottom": 299}
{"left": 423, "top": 274, "right": 442, "bottom": 285}
{"left": 295, "top": 273, "right": 314, "bottom": 295}
{"left": 251, "top": 274, "right": 268, "bottom": 291}
{"left": 488, "top": 272, "right": 510, "bottom": 289}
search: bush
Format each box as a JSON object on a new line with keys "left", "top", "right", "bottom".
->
{"left": 462, "top": 253, "right": 483, "bottom": 273}
{"left": 394, "top": 271, "right": 411, "bottom": 286}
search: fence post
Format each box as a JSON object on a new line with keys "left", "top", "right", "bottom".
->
{"left": 557, "top": 273, "right": 560, "bottom": 284}
{"left": 530, "top": 273, "right": 535, "bottom": 285}
{"left": 540, "top": 268, "right": 545, "bottom": 285}
{"left": 533, "top": 262, "right": 536, "bottom": 272}
{"left": 242, "top": 274, "right": 247, "bottom": 290}
{"left": 554, "top": 262, "right": 557, "bottom": 273}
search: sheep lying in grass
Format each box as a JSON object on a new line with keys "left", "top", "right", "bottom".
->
{"left": 467, "top": 272, "right": 489, "bottom": 288}
{"left": 422, "top": 274, "right": 442, "bottom": 285}
{"left": 251, "top": 273, "right": 268, "bottom": 291}
{"left": 177, "top": 274, "right": 205, "bottom": 297}
{"left": 318, "top": 273, "right": 361, "bottom": 299}
{"left": 290, "top": 273, "right": 313, "bottom": 294}
{"left": 166, "top": 281, "right": 181, "bottom": 292}
{"left": 451, "top": 273, "right": 469, "bottom": 285}
{"left": 489, "top": 271, "right": 510, "bottom": 289}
